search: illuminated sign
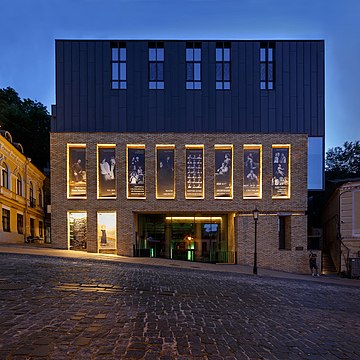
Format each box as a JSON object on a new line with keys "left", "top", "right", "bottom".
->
{"left": 68, "top": 211, "right": 87, "bottom": 250}
{"left": 214, "top": 145, "right": 233, "bottom": 199}
{"left": 185, "top": 145, "right": 204, "bottom": 199}
{"left": 67, "top": 145, "right": 86, "bottom": 198}
{"left": 156, "top": 145, "right": 175, "bottom": 199}
{"left": 127, "top": 145, "right": 145, "bottom": 198}
{"left": 97, "top": 212, "right": 117, "bottom": 251}
{"left": 243, "top": 145, "right": 262, "bottom": 199}
{"left": 97, "top": 145, "right": 116, "bottom": 198}
{"left": 272, "top": 145, "right": 291, "bottom": 198}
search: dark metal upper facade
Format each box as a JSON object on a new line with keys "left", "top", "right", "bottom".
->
{"left": 53, "top": 39, "right": 324, "bottom": 136}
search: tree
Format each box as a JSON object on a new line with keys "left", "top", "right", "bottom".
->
{"left": 325, "top": 141, "right": 360, "bottom": 180}
{"left": 0, "top": 87, "right": 50, "bottom": 171}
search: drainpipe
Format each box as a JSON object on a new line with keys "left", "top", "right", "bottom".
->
{"left": 23, "top": 158, "right": 31, "bottom": 242}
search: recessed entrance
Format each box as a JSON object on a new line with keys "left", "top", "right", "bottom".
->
{"left": 136, "top": 214, "right": 233, "bottom": 263}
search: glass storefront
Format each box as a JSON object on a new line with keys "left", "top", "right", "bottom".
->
{"left": 68, "top": 212, "right": 87, "bottom": 250}
{"left": 137, "top": 214, "right": 230, "bottom": 263}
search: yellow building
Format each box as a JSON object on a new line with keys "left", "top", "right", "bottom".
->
{"left": 0, "top": 130, "right": 46, "bottom": 243}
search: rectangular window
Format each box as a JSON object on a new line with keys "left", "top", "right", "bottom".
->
{"left": 186, "top": 42, "right": 201, "bottom": 90}
{"left": 279, "top": 216, "right": 291, "bottom": 250}
{"left": 243, "top": 145, "right": 262, "bottom": 199}
{"left": 308, "top": 137, "right": 324, "bottom": 190}
{"left": 354, "top": 191, "right": 360, "bottom": 236}
{"left": 260, "top": 41, "right": 275, "bottom": 90}
{"left": 17, "top": 213, "right": 23, "bottom": 234}
{"left": 272, "top": 145, "right": 290, "bottom": 199}
{"left": 127, "top": 145, "right": 146, "bottom": 199}
{"left": 30, "top": 218, "right": 35, "bottom": 237}
{"left": 149, "top": 42, "right": 164, "bottom": 89}
{"left": 68, "top": 212, "right": 87, "bottom": 250}
{"left": 156, "top": 145, "right": 175, "bottom": 199}
{"left": 17, "top": 176, "right": 22, "bottom": 196}
{"left": 97, "top": 145, "right": 116, "bottom": 199}
{"left": 111, "top": 42, "right": 127, "bottom": 89}
{"left": 2, "top": 209, "right": 10, "bottom": 232}
{"left": 185, "top": 145, "right": 204, "bottom": 199}
{"left": 98, "top": 212, "right": 117, "bottom": 253}
{"left": 67, "top": 145, "right": 87, "bottom": 198}
{"left": 214, "top": 145, "right": 233, "bottom": 198}
{"left": 39, "top": 221, "right": 43, "bottom": 237}
{"left": 216, "top": 42, "right": 231, "bottom": 90}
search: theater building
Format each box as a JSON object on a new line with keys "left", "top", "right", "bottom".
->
{"left": 51, "top": 40, "right": 324, "bottom": 273}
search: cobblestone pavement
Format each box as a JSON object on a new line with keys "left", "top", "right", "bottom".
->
{"left": 0, "top": 253, "right": 359, "bottom": 360}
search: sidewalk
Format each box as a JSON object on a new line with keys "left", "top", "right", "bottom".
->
{"left": 0, "top": 242, "right": 359, "bottom": 287}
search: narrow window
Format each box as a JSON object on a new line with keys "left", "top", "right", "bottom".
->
{"left": 38, "top": 188, "right": 43, "bottom": 208}
{"left": 279, "top": 216, "right": 291, "bottom": 250}
{"left": 17, "top": 174, "right": 22, "bottom": 196}
{"left": 111, "top": 42, "right": 127, "bottom": 89}
{"left": 216, "top": 42, "right": 231, "bottom": 90}
{"left": 39, "top": 221, "right": 43, "bottom": 237}
{"left": 186, "top": 42, "right": 201, "bottom": 90}
{"left": 30, "top": 218, "right": 35, "bottom": 237}
{"left": 17, "top": 214, "right": 23, "bottom": 234}
{"left": 260, "top": 41, "right": 275, "bottom": 90}
{"left": 30, "top": 182, "right": 35, "bottom": 207}
{"left": 1, "top": 163, "right": 9, "bottom": 190}
{"left": 149, "top": 42, "right": 164, "bottom": 89}
{"left": 2, "top": 209, "right": 10, "bottom": 232}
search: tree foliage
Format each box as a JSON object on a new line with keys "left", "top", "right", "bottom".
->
{"left": 0, "top": 87, "right": 50, "bottom": 171}
{"left": 325, "top": 141, "right": 360, "bottom": 180}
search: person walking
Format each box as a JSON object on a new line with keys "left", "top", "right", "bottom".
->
{"left": 309, "top": 251, "right": 320, "bottom": 276}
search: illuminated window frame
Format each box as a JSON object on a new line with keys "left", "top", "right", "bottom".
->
{"left": 67, "top": 144, "right": 87, "bottom": 199}
{"left": 67, "top": 211, "right": 87, "bottom": 250}
{"left": 243, "top": 144, "right": 262, "bottom": 200}
{"left": 214, "top": 144, "right": 234, "bottom": 199}
{"left": 156, "top": 144, "right": 176, "bottom": 199}
{"left": 272, "top": 144, "right": 291, "bottom": 199}
{"left": 97, "top": 144, "right": 117, "bottom": 199}
{"left": 126, "top": 144, "right": 146, "bottom": 199}
{"left": 97, "top": 211, "right": 117, "bottom": 252}
{"left": 185, "top": 145, "right": 204, "bottom": 199}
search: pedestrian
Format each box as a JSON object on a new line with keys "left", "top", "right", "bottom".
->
{"left": 309, "top": 251, "right": 320, "bottom": 276}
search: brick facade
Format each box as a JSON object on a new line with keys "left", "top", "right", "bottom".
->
{"left": 50, "top": 132, "right": 309, "bottom": 273}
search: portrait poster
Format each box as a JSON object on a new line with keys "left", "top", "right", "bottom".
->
{"left": 97, "top": 212, "right": 116, "bottom": 251}
{"left": 127, "top": 147, "right": 145, "bottom": 198}
{"left": 68, "top": 147, "right": 86, "bottom": 197}
{"left": 185, "top": 147, "right": 204, "bottom": 198}
{"left": 214, "top": 147, "right": 232, "bottom": 198}
{"left": 272, "top": 147, "right": 290, "bottom": 198}
{"left": 68, "top": 212, "right": 87, "bottom": 250}
{"left": 243, "top": 147, "right": 261, "bottom": 198}
{"left": 98, "top": 147, "right": 116, "bottom": 198}
{"left": 156, "top": 147, "right": 175, "bottom": 198}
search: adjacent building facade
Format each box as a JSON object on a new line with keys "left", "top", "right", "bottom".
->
{"left": 51, "top": 40, "right": 325, "bottom": 273}
{"left": 0, "top": 131, "right": 47, "bottom": 243}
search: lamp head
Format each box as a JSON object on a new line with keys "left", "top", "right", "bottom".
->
{"left": 253, "top": 208, "right": 259, "bottom": 221}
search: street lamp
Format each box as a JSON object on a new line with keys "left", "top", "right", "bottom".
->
{"left": 252, "top": 207, "right": 259, "bottom": 275}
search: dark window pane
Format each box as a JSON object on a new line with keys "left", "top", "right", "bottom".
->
{"left": 120, "top": 48, "right": 126, "bottom": 61}
{"left": 216, "top": 63, "right": 222, "bottom": 81}
{"left": 186, "top": 82, "right": 194, "bottom": 89}
{"left": 149, "top": 63, "right": 156, "bottom": 80}
{"left": 216, "top": 82, "right": 223, "bottom": 89}
{"left": 223, "top": 63, "right": 230, "bottom": 81}
{"left": 216, "top": 48, "right": 222, "bottom": 61}
{"left": 194, "top": 63, "right": 201, "bottom": 81}
{"left": 186, "top": 48, "right": 193, "bottom": 61}
{"left": 112, "top": 81, "right": 119, "bottom": 89}
{"left": 260, "top": 81, "right": 266, "bottom": 90}
{"left": 194, "top": 48, "right": 201, "bottom": 61}
{"left": 260, "top": 48, "right": 266, "bottom": 62}
{"left": 268, "top": 63, "right": 273, "bottom": 81}
{"left": 112, "top": 63, "right": 118, "bottom": 80}
{"left": 157, "top": 48, "right": 164, "bottom": 61}
{"left": 157, "top": 81, "right": 164, "bottom": 89}
{"left": 157, "top": 63, "right": 164, "bottom": 81}
{"left": 194, "top": 82, "right": 201, "bottom": 90}
{"left": 260, "top": 63, "right": 266, "bottom": 81}
{"left": 149, "top": 81, "right": 156, "bottom": 89}
{"left": 112, "top": 48, "right": 118, "bottom": 61}
{"left": 149, "top": 48, "right": 156, "bottom": 61}
{"left": 268, "top": 82, "right": 273, "bottom": 90}
{"left": 120, "top": 63, "right": 126, "bottom": 80}
{"left": 268, "top": 48, "right": 273, "bottom": 62}
{"left": 187, "top": 63, "right": 194, "bottom": 81}
{"left": 224, "top": 48, "right": 230, "bottom": 61}
{"left": 120, "top": 81, "right": 127, "bottom": 89}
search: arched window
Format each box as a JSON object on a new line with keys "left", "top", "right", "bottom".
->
{"left": 16, "top": 174, "right": 23, "bottom": 196}
{"left": 1, "top": 163, "right": 9, "bottom": 190}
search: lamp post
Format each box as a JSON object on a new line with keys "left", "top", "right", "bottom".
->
{"left": 252, "top": 208, "right": 259, "bottom": 275}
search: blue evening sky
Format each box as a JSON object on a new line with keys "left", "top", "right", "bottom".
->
{"left": 0, "top": 0, "right": 359, "bottom": 151}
